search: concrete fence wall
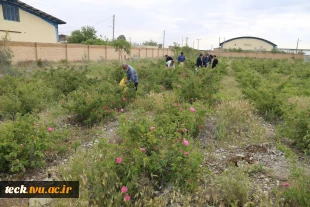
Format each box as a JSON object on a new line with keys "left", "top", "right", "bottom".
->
{"left": 1, "top": 41, "right": 304, "bottom": 63}
{"left": 3, "top": 41, "right": 173, "bottom": 63}
{"left": 213, "top": 51, "right": 304, "bottom": 60}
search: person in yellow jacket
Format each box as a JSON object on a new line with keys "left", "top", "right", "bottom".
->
{"left": 121, "top": 63, "right": 139, "bottom": 91}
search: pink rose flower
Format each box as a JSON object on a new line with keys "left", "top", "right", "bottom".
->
{"left": 124, "top": 194, "right": 131, "bottom": 202}
{"left": 184, "top": 152, "right": 189, "bottom": 156}
{"left": 183, "top": 139, "right": 189, "bottom": 146}
{"left": 123, "top": 98, "right": 126, "bottom": 101}
{"left": 116, "top": 157, "right": 122, "bottom": 164}
{"left": 121, "top": 186, "right": 128, "bottom": 193}
{"left": 140, "top": 148, "right": 146, "bottom": 153}
{"left": 283, "top": 182, "right": 289, "bottom": 187}
{"left": 150, "top": 126, "right": 155, "bottom": 131}
{"left": 48, "top": 127, "right": 53, "bottom": 132}
{"left": 121, "top": 109, "right": 124, "bottom": 112}
{"left": 190, "top": 107, "right": 195, "bottom": 112}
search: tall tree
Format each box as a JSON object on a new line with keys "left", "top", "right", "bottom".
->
{"left": 67, "top": 26, "right": 97, "bottom": 43}
{"left": 0, "top": 32, "right": 14, "bottom": 68}
{"left": 117, "top": 35, "right": 126, "bottom": 40}
{"left": 171, "top": 42, "right": 181, "bottom": 59}
{"left": 113, "top": 39, "right": 131, "bottom": 62}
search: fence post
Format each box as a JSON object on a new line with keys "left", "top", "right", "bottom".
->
{"left": 139, "top": 49, "right": 141, "bottom": 58}
{"left": 105, "top": 46, "right": 107, "bottom": 60}
{"left": 152, "top": 48, "right": 154, "bottom": 58}
{"left": 88, "top": 45, "right": 90, "bottom": 61}
{"left": 35, "top": 42, "right": 38, "bottom": 61}
{"left": 146, "top": 48, "right": 148, "bottom": 58}
{"left": 65, "top": 43, "right": 68, "bottom": 60}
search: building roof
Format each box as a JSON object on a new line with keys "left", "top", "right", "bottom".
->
{"left": 219, "top": 36, "right": 277, "bottom": 47}
{"left": 0, "top": 0, "right": 66, "bottom": 24}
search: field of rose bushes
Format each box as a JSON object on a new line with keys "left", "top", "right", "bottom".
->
{"left": 0, "top": 58, "right": 227, "bottom": 204}
{"left": 231, "top": 58, "right": 310, "bottom": 153}
{"left": 1, "top": 57, "right": 310, "bottom": 206}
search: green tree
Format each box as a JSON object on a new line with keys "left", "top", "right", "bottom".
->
{"left": 113, "top": 39, "right": 131, "bottom": 62}
{"left": 171, "top": 42, "right": 181, "bottom": 59}
{"left": 67, "top": 26, "right": 97, "bottom": 43}
{"left": 181, "top": 45, "right": 198, "bottom": 59}
{"left": 81, "top": 39, "right": 112, "bottom": 46}
{"left": 143, "top": 39, "right": 158, "bottom": 46}
{"left": 0, "top": 32, "right": 14, "bottom": 74}
{"left": 117, "top": 35, "right": 126, "bottom": 40}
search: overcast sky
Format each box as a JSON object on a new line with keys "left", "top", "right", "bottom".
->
{"left": 23, "top": 0, "right": 310, "bottom": 49}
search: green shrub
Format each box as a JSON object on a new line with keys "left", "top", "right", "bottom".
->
{"left": 84, "top": 102, "right": 207, "bottom": 205}
{"left": 281, "top": 166, "right": 310, "bottom": 207}
{"left": 0, "top": 94, "right": 21, "bottom": 120}
{"left": 35, "top": 67, "right": 92, "bottom": 96}
{"left": 280, "top": 97, "right": 310, "bottom": 152}
{"left": 64, "top": 81, "right": 137, "bottom": 126}
{"left": 37, "top": 58, "right": 43, "bottom": 67}
{"left": 0, "top": 76, "right": 56, "bottom": 120}
{"left": 0, "top": 114, "right": 68, "bottom": 173}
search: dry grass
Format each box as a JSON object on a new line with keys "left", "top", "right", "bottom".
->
{"left": 129, "top": 91, "right": 179, "bottom": 113}
{"left": 287, "top": 96, "right": 310, "bottom": 111}
{"left": 214, "top": 100, "right": 267, "bottom": 146}
{"left": 216, "top": 76, "right": 244, "bottom": 101}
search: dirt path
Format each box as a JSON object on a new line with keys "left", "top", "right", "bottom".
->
{"left": 198, "top": 60, "right": 310, "bottom": 202}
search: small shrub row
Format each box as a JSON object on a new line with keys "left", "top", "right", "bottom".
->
{"left": 0, "top": 114, "right": 68, "bottom": 173}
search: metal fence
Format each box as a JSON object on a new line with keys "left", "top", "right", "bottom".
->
{"left": 304, "top": 54, "right": 310, "bottom": 63}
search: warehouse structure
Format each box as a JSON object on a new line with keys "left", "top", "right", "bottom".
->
{"left": 0, "top": 0, "right": 66, "bottom": 43}
{"left": 219, "top": 36, "right": 277, "bottom": 52}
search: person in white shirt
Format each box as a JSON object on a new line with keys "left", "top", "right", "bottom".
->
{"left": 165, "top": 55, "right": 175, "bottom": 68}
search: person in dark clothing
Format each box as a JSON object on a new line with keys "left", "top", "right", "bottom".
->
{"left": 208, "top": 54, "right": 213, "bottom": 67}
{"left": 196, "top": 53, "right": 204, "bottom": 68}
{"left": 204, "top": 54, "right": 210, "bottom": 68}
{"left": 165, "top": 54, "right": 173, "bottom": 62}
{"left": 178, "top": 52, "right": 186, "bottom": 66}
{"left": 165, "top": 54, "right": 175, "bottom": 68}
{"left": 212, "top": 55, "right": 218, "bottom": 69}
{"left": 122, "top": 63, "right": 139, "bottom": 91}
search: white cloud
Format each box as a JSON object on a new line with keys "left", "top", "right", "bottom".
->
{"left": 20, "top": 0, "right": 310, "bottom": 48}
{"left": 78, "top": 0, "right": 175, "bottom": 9}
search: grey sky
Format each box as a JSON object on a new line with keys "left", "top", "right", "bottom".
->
{"left": 23, "top": 0, "right": 310, "bottom": 49}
